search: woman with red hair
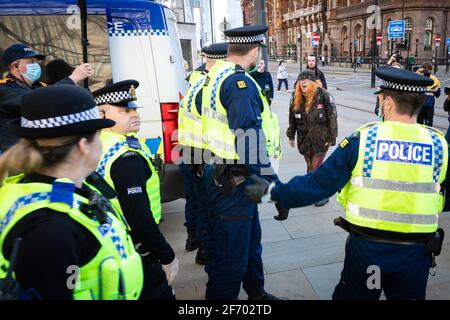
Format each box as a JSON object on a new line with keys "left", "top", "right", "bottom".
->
{"left": 287, "top": 69, "right": 338, "bottom": 206}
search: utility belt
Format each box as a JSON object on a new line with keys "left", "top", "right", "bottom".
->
{"left": 213, "top": 164, "right": 250, "bottom": 194}
{"left": 334, "top": 216, "right": 445, "bottom": 274}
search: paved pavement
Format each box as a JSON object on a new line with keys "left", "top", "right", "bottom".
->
{"left": 159, "top": 63, "right": 450, "bottom": 300}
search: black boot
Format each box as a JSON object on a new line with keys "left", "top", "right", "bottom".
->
{"left": 248, "top": 290, "right": 289, "bottom": 300}
{"left": 185, "top": 230, "right": 200, "bottom": 252}
{"left": 195, "top": 244, "right": 208, "bottom": 265}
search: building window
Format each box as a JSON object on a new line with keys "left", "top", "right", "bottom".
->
{"left": 424, "top": 18, "right": 433, "bottom": 50}
{"left": 354, "top": 24, "right": 362, "bottom": 53}
{"left": 405, "top": 18, "right": 412, "bottom": 31}
{"left": 341, "top": 26, "right": 348, "bottom": 56}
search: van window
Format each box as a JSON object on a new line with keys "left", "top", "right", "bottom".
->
{"left": 0, "top": 15, "right": 111, "bottom": 90}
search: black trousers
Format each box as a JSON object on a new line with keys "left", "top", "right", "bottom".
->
{"left": 139, "top": 259, "right": 176, "bottom": 300}
{"left": 417, "top": 107, "right": 434, "bottom": 127}
{"left": 277, "top": 79, "right": 288, "bottom": 91}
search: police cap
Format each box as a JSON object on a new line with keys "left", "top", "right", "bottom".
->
{"left": 374, "top": 66, "right": 434, "bottom": 94}
{"left": 9, "top": 85, "right": 114, "bottom": 139}
{"left": 224, "top": 25, "right": 268, "bottom": 47}
{"left": 93, "top": 79, "right": 143, "bottom": 109}
{"left": 202, "top": 43, "right": 229, "bottom": 59}
{"left": 2, "top": 43, "right": 45, "bottom": 67}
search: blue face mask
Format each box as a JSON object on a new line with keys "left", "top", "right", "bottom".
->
{"left": 22, "top": 63, "right": 42, "bottom": 83}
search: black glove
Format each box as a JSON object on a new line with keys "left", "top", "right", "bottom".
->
{"left": 245, "top": 175, "right": 270, "bottom": 203}
{"left": 274, "top": 203, "right": 290, "bottom": 221}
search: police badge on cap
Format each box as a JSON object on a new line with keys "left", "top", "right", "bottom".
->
{"left": 92, "top": 79, "right": 143, "bottom": 109}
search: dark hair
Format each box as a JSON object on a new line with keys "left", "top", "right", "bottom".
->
{"left": 381, "top": 90, "right": 425, "bottom": 116}
{"left": 278, "top": 60, "right": 285, "bottom": 66}
{"left": 228, "top": 43, "right": 259, "bottom": 56}
{"left": 44, "top": 59, "right": 74, "bottom": 85}
{"left": 422, "top": 62, "right": 433, "bottom": 72}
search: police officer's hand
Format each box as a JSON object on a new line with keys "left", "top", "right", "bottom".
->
{"left": 274, "top": 202, "right": 290, "bottom": 221}
{"left": 69, "top": 63, "right": 93, "bottom": 83}
{"left": 162, "top": 257, "right": 179, "bottom": 286}
{"left": 289, "top": 140, "right": 296, "bottom": 148}
{"left": 245, "top": 175, "right": 270, "bottom": 203}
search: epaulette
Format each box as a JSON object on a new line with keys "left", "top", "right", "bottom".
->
{"left": 0, "top": 78, "right": 13, "bottom": 85}
{"left": 121, "top": 151, "right": 139, "bottom": 159}
{"left": 235, "top": 65, "right": 245, "bottom": 73}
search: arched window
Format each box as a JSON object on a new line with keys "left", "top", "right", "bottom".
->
{"left": 341, "top": 26, "right": 349, "bottom": 56}
{"left": 404, "top": 18, "right": 412, "bottom": 50}
{"left": 424, "top": 18, "right": 433, "bottom": 49}
{"left": 354, "top": 24, "right": 363, "bottom": 53}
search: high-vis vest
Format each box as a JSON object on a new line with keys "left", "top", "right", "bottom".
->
{"left": 337, "top": 121, "right": 448, "bottom": 234}
{"left": 202, "top": 60, "right": 282, "bottom": 160}
{"left": 97, "top": 131, "right": 162, "bottom": 224}
{"left": 178, "top": 70, "right": 207, "bottom": 149}
{"left": 0, "top": 175, "right": 143, "bottom": 300}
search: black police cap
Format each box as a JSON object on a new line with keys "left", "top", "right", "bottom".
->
{"left": 9, "top": 85, "right": 114, "bottom": 139}
{"left": 202, "top": 43, "right": 229, "bottom": 59}
{"left": 374, "top": 66, "right": 434, "bottom": 94}
{"left": 2, "top": 43, "right": 45, "bottom": 67}
{"left": 92, "top": 79, "right": 143, "bottom": 109}
{"left": 224, "top": 25, "right": 268, "bottom": 46}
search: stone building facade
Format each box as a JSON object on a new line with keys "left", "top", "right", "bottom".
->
{"left": 241, "top": 0, "right": 450, "bottom": 62}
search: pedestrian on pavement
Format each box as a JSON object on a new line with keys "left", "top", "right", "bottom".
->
{"left": 0, "top": 43, "right": 92, "bottom": 152}
{"left": 387, "top": 53, "right": 403, "bottom": 69}
{"left": 416, "top": 62, "right": 441, "bottom": 127}
{"left": 178, "top": 43, "right": 229, "bottom": 266}
{"left": 246, "top": 66, "right": 449, "bottom": 300}
{"left": 287, "top": 69, "right": 338, "bottom": 206}
{"left": 93, "top": 80, "right": 178, "bottom": 300}
{"left": 321, "top": 55, "right": 326, "bottom": 67}
{"left": 0, "top": 85, "right": 144, "bottom": 300}
{"left": 305, "top": 55, "right": 328, "bottom": 89}
{"left": 443, "top": 87, "right": 450, "bottom": 144}
{"left": 407, "top": 54, "right": 416, "bottom": 71}
{"left": 277, "top": 60, "right": 289, "bottom": 92}
{"left": 250, "top": 60, "right": 274, "bottom": 105}
{"left": 201, "top": 24, "right": 285, "bottom": 300}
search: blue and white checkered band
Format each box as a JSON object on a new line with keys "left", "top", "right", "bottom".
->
{"left": 21, "top": 106, "right": 100, "bottom": 129}
{"left": 379, "top": 79, "right": 427, "bottom": 93}
{"left": 228, "top": 34, "right": 265, "bottom": 44}
{"left": 205, "top": 53, "right": 227, "bottom": 59}
{"left": 108, "top": 29, "right": 168, "bottom": 37}
{"left": 95, "top": 91, "right": 135, "bottom": 105}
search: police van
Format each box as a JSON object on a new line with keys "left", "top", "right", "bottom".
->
{"left": 0, "top": 0, "right": 185, "bottom": 202}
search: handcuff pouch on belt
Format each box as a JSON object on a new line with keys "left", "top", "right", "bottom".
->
{"left": 213, "top": 164, "right": 248, "bottom": 194}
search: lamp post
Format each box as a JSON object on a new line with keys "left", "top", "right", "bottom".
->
{"left": 298, "top": 33, "right": 303, "bottom": 72}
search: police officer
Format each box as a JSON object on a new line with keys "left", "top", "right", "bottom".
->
{"left": 201, "top": 25, "right": 284, "bottom": 300}
{"left": 0, "top": 43, "right": 92, "bottom": 151}
{"left": 93, "top": 80, "right": 178, "bottom": 300}
{"left": 0, "top": 85, "right": 143, "bottom": 300}
{"left": 178, "top": 43, "right": 228, "bottom": 265}
{"left": 246, "top": 66, "right": 449, "bottom": 300}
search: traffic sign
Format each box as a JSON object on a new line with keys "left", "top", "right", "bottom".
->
{"left": 388, "top": 20, "right": 405, "bottom": 39}
{"left": 313, "top": 33, "right": 320, "bottom": 42}
{"left": 446, "top": 38, "right": 450, "bottom": 47}
{"left": 376, "top": 33, "right": 383, "bottom": 42}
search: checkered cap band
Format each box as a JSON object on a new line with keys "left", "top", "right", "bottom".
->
{"left": 95, "top": 91, "right": 134, "bottom": 105}
{"left": 379, "top": 79, "right": 427, "bottom": 93}
{"left": 228, "top": 34, "right": 265, "bottom": 44}
{"left": 21, "top": 106, "right": 100, "bottom": 129}
{"left": 205, "top": 53, "right": 227, "bottom": 59}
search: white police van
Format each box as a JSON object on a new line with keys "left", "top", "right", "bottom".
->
{"left": 0, "top": 0, "right": 185, "bottom": 202}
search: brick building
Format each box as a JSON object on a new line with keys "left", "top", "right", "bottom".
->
{"left": 241, "top": 0, "right": 450, "bottom": 63}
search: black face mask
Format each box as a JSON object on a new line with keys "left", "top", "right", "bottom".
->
{"left": 424, "top": 72, "right": 431, "bottom": 77}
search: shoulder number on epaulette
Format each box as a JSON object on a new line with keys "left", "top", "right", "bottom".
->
{"left": 237, "top": 80, "right": 247, "bottom": 89}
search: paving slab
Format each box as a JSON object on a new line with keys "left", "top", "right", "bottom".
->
{"left": 302, "top": 262, "right": 344, "bottom": 300}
